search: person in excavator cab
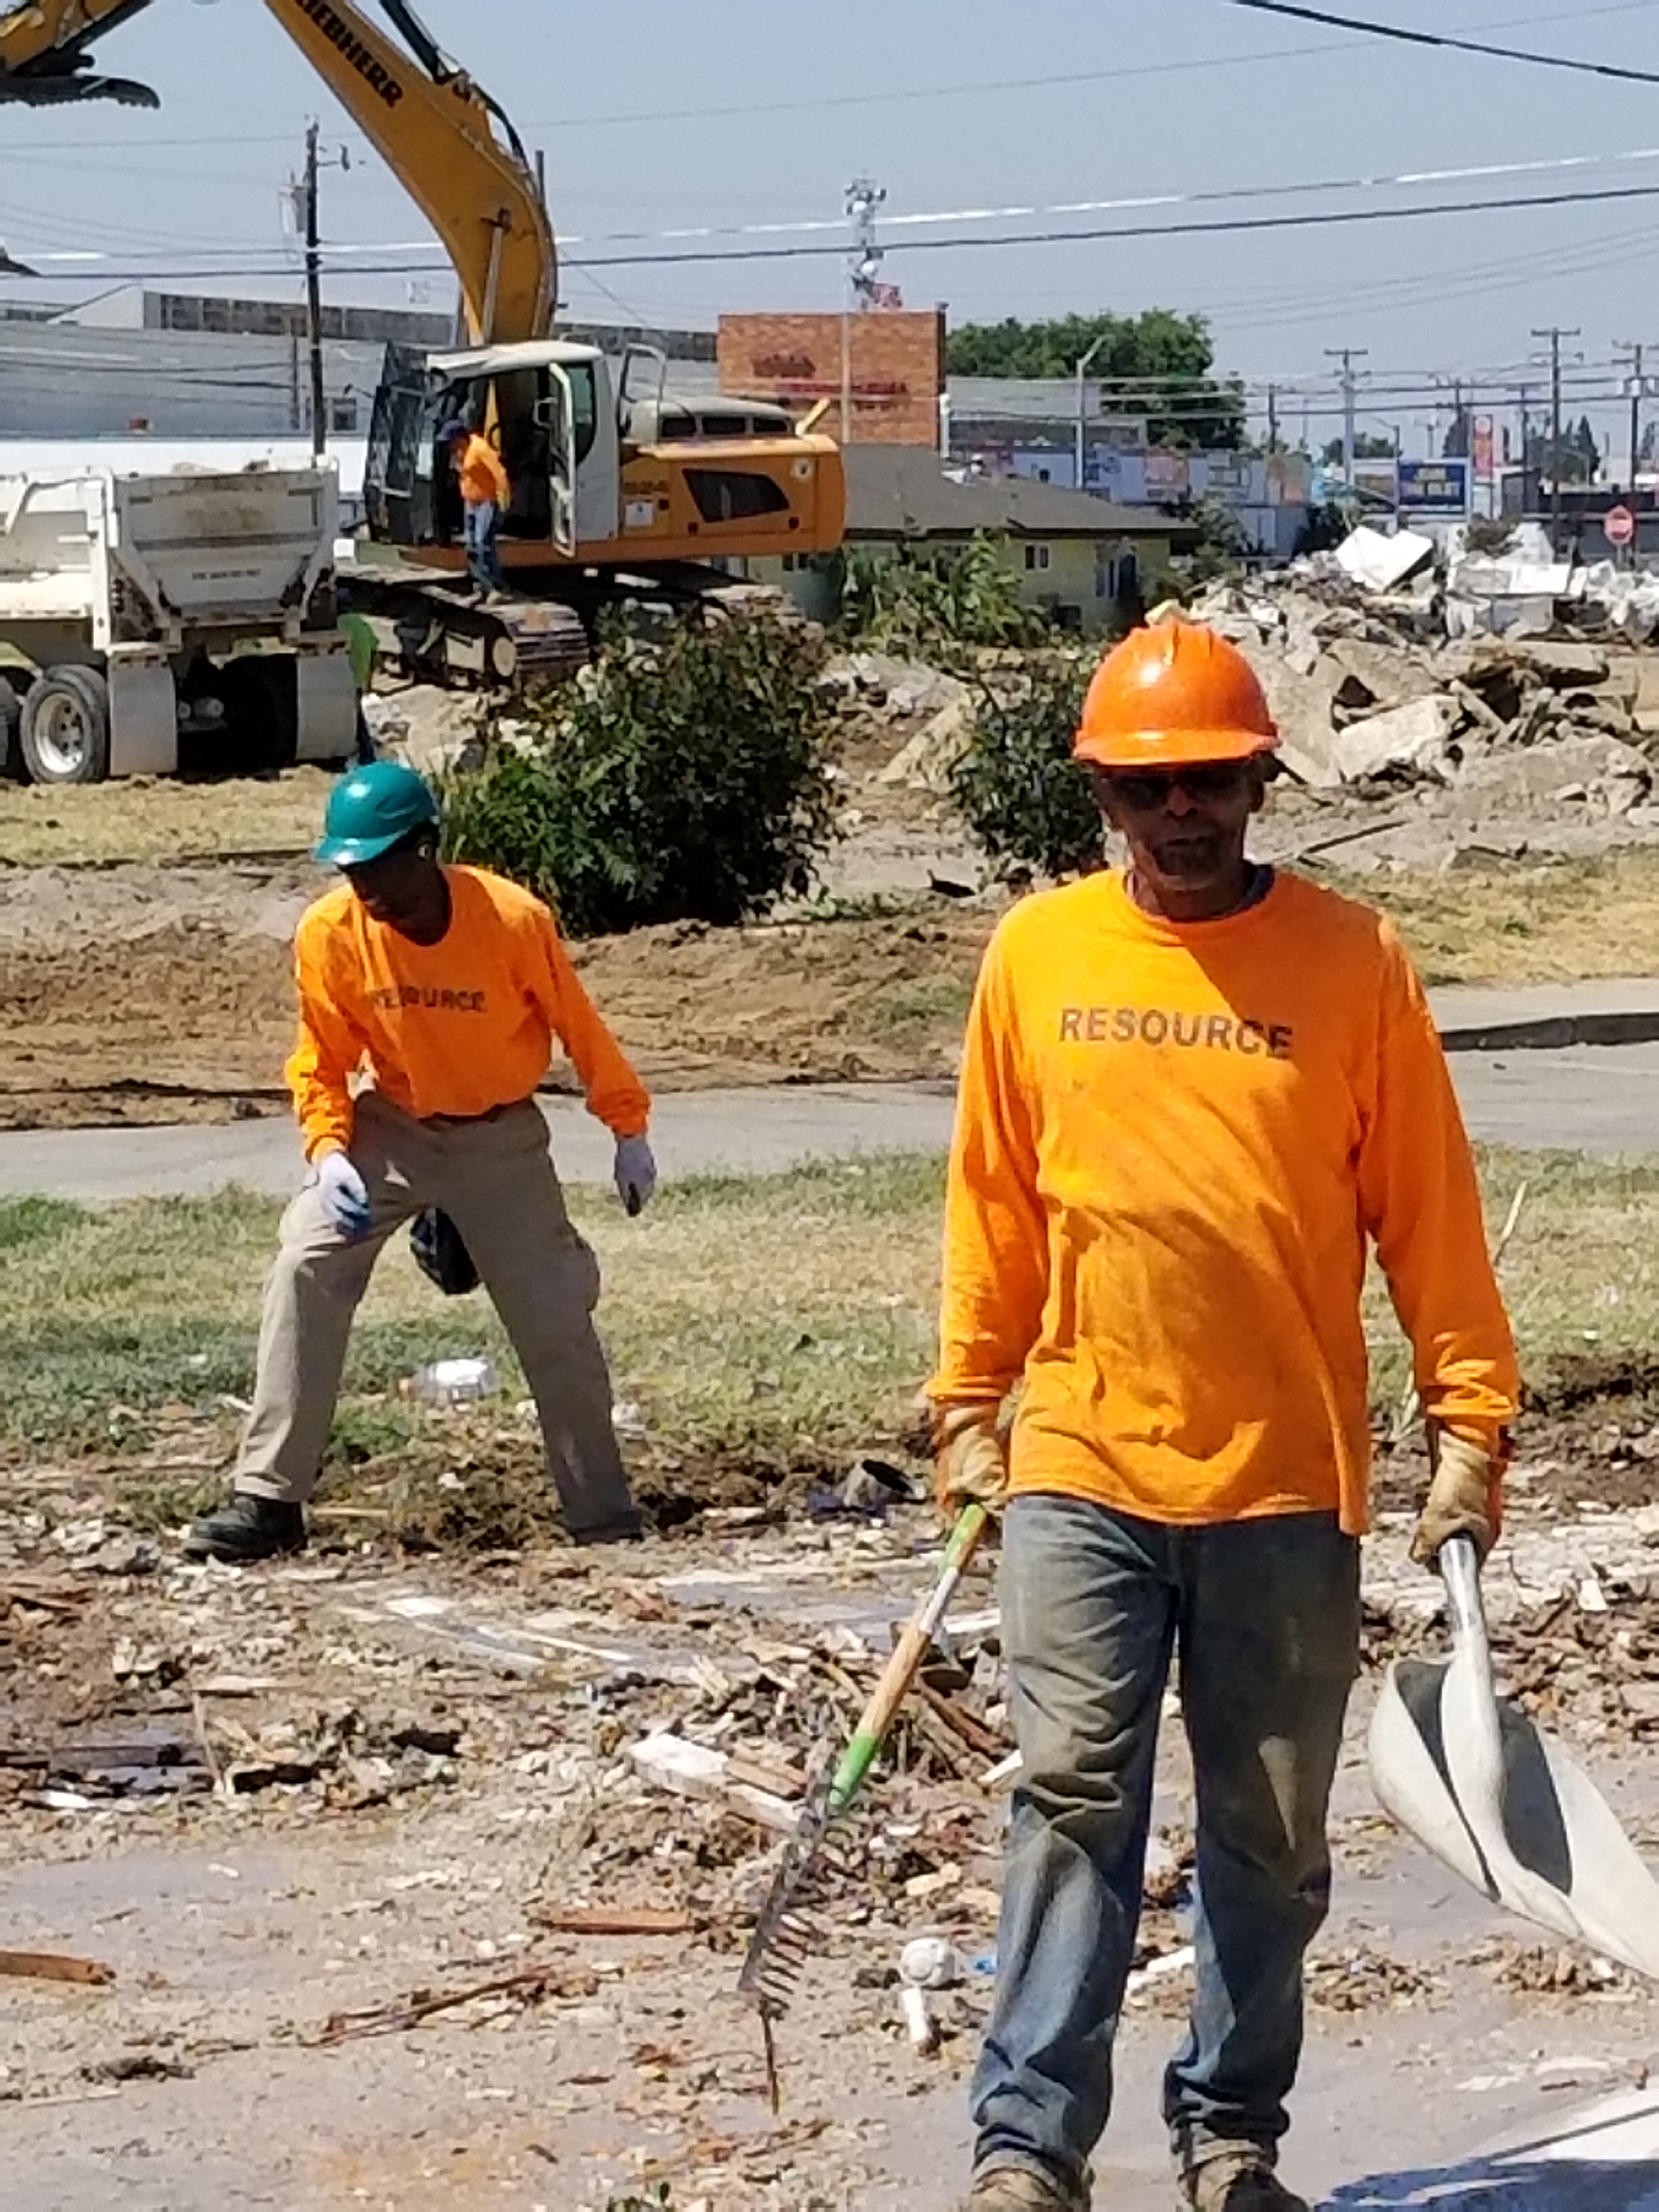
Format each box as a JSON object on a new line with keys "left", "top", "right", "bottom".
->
{"left": 443, "top": 416, "right": 511, "bottom": 601}
{"left": 186, "top": 760, "right": 655, "bottom": 1564}
{"left": 930, "top": 620, "right": 1520, "bottom": 2212}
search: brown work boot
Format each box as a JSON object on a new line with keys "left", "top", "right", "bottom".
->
{"left": 958, "top": 2164, "right": 1090, "bottom": 2210}
{"left": 1181, "top": 2145, "right": 1308, "bottom": 2211}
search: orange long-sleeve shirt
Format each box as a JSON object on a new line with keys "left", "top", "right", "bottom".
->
{"left": 458, "top": 433, "right": 510, "bottom": 508}
{"left": 286, "top": 864, "right": 650, "bottom": 1160}
{"left": 929, "top": 868, "right": 1519, "bottom": 1536}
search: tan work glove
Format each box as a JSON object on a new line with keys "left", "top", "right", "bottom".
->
{"left": 1410, "top": 1421, "right": 1506, "bottom": 1568}
{"left": 933, "top": 1402, "right": 1009, "bottom": 1516}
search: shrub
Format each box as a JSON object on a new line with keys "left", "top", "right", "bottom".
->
{"left": 839, "top": 534, "right": 1051, "bottom": 658}
{"left": 438, "top": 611, "right": 839, "bottom": 936}
{"left": 946, "top": 654, "right": 1103, "bottom": 882}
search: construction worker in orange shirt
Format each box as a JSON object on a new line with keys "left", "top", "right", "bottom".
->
{"left": 187, "top": 760, "right": 654, "bottom": 1564}
{"left": 444, "top": 416, "right": 510, "bottom": 599}
{"left": 932, "top": 622, "right": 1520, "bottom": 2212}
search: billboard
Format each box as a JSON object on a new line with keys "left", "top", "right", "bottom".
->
{"left": 1471, "top": 417, "right": 1497, "bottom": 485}
{"left": 718, "top": 310, "right": 946, "bottom": 446}
{"left": 1397, "top": 458, "right": 1471, "bottom": 514}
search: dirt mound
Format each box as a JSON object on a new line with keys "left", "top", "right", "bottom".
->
{"left": 0, "top": 868, "right": 994, "bottom": 1127}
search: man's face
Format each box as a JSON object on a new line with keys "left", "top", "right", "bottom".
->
{"left": 1091, "top": 758, "right": 1266, "bottom": 902}
{"left": 343, "top": 838, "right": 444, "bottom": 935}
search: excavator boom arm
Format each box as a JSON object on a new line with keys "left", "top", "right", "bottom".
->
{"left": 263, "top": 0, "right": 553, "bottom": 345}
{"left": 0, "top": 0, "right": 555, "bottom": 342}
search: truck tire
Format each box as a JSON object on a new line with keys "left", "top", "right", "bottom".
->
{"left": 0, "top": 679, "right": 21, "bottom": 780}
{"left": 20, "top": 665, "right": 111, "bottom": 785}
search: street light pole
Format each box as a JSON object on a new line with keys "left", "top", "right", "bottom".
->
{"left": 1074, "top": 335, "right": 1108, "bottom": 493}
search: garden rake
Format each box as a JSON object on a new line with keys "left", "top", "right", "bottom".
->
{"left": 737, "top": 1502, "right": 989, "bottom": 2107}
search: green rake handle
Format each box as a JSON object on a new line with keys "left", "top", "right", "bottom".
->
{"left": 827, "top": 1502, "right": 989, "bottom": 1816}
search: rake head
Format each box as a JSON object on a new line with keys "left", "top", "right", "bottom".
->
{"left": 736, "top": 1772, "right": 836, "bottom": 2023}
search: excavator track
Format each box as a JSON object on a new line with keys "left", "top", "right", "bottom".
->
{"left": 339, "top": 561, "right": 802, "bottom": 692}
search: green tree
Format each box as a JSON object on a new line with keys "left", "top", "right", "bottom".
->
{"left": 946, "top": 309, "right": 1244, "bottom": 449}
{"left": 438, "top": 612, "right": 838, "bottom": 936}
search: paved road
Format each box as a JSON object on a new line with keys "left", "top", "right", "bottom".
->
{"left": 3, "top": 1042, "right": 1658, "bottom": 1201}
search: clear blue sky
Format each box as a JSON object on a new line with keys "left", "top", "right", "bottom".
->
{"left": 4, "top": 0, "right": 1659, "bottom": 453}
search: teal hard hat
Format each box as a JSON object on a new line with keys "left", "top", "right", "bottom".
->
{"left": 315, "top": 760, "right": 440, "bottom": 867}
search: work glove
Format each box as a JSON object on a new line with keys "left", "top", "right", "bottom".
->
{"left": 1411, "top": 1421, "right": 1505, "bottom": 1568}
{"left": 614, "top": 1133, "right": 657, "bottom": 1216}
{"left": 934, "top": 1402, "right": 1009, "bottom": 1517}
{"left": 315, "top": 1149, "right": 371, "bottom": 1240}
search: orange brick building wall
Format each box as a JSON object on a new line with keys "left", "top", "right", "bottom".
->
{"left": 717, "top": 309, "right": 946, "bottom": 447}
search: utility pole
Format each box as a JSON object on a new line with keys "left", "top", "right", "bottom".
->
{"left": 1531, "top": 325, "right": 1581, "bottom": 545}
{"left": 1323, "top": 346, "right": 1369, "bottom": 488}
{"left": 1074, "top": 334, "right": 1108, "bottom": 493}
{"left": 292, "top": 123, "right": 351, "bottom": 459}
{"left": 1615, "top": 339, "right": 1651, "bottom": 493}
{"left": 1266, "top": 383, "right": 1279, "bottom": 455}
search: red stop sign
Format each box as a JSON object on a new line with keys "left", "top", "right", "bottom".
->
{"left": 1604, "top": 504, "right": 1637, "bottom": 548}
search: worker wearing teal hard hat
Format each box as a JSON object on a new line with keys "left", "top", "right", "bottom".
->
{"left": 187, "top": 759, "right": 655, "bottom": 1563}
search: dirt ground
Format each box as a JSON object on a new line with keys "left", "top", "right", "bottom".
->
{"left": 3, "top": 1465, "right": 1658, "bottom": 2211}
{"left": 11, "top": 768, "right": 1659, "bottom": 1133}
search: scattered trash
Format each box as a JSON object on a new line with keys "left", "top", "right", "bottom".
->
{"left": 0, "top": 1951, "right": 114, "bottom": 1987}
{"left": 529, "top": 1906, "right": 697, "bottom": 1938}
{"left": 898, "top": 1935, "right": 962, "bottom": 1991}
{"left": 315, "top": 1960, "right": 599, "bottom": 2045}
{"left": 404, "top": 1357, "right": 500, "bottom": 1406}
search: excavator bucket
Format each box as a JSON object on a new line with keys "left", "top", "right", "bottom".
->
{"left": 1369, "top": 1537, "right": 1659, "bottom": 1982}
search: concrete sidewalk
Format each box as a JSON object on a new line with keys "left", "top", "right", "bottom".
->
{"left": 5, "top": 978, "right": 1659, "bottom": 1202}
{"left": 5, "top": 1036, "right": 1659, "bottom": 1201}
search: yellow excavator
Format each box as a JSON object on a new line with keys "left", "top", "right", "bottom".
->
{"left": 0, "top": 0, "right": 847, "bottom": 680}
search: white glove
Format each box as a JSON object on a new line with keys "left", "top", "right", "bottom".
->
{"left": 614, "top": 1133, "right": 657, "bottom": 1216}
{"left": 315, "top": 1150, "right": 371, "bottom": 1239}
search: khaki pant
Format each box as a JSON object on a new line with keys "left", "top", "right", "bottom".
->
{"left": 234, "top": 1093, "right": 637, "bottom": 1537}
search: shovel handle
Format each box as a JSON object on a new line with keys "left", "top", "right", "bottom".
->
{"left": 1440, "top": 1533, "right": 1497, "bottom": 1699}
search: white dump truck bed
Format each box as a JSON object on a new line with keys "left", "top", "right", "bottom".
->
{"left": 0, "top": 461, "right": 356, "bottom": 782}
{"left": 0, "top": 462, "right": 339, "bottom": 645}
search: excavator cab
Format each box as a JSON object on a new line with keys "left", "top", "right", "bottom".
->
{"left": 365, "top": 340, "right": 620, "bottom": 566}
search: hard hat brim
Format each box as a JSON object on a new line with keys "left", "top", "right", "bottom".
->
{"left": 314, "top": 828, "right": 414, "bottom": 868}
{"left": 1074, "top": 725, "right": 1280, "bottom": 770}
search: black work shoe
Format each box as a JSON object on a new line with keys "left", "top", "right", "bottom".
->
{"left": 569, "top": 1510, "right": 646, "bottom": 1549}
{"left": 183, "top": 1493, "right": 308, "bottom": 1564}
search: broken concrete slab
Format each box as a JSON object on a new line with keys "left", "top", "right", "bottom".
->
{"left": 1324, "top": 637, "right": 1442, "bottom": 716}
{"left": 1335, "top": 526, "right": 1436, "bottom": 594}
{"left": 1333, "top": 695, "right": 1458, "bottom": 783}
{"left": 1241, "top": 644, "right": 1342, "bottom": 788}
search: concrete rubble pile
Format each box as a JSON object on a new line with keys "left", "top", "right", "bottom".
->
{"left": 1186, "top": 525, "right": 1659, "bottom": 824}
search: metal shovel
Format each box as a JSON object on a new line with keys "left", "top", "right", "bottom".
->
{"left": 1368, "top": 1533, "right": 1659, "bottom": 1981}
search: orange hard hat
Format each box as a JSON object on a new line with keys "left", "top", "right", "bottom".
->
{"left": 1073, "top": 619, "right": 1279, "bottom": 770}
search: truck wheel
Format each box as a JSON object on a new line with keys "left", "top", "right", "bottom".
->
{"left": 20, "top": 666, "right": 111, "bottom": 785}
{"left": 0, "top": 680, "right": 21, "bottom": 780}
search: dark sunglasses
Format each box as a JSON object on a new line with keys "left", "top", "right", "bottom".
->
{"left": 1101, "top": 761, "right": 1253, "bottom": 810}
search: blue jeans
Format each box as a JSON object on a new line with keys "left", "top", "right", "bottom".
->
{"left": 973, "top": 1494, "right": 1361, "bottom": 2197}
{"left": 464, "top": 499, "right": 504, "bottom": 591}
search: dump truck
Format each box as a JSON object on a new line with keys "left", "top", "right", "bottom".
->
{"left": 0, "top": 459, "right": 358, "bottom": 785}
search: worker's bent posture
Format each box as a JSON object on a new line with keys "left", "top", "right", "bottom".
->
{"left": 933, "top": 623, "right": 1519, "bottom": 2212}
{"left": 445, "top": 416, "right": 510, "bottom": 597}
{"left": 187, "top": 763, "right": 655, "bottom": 1564}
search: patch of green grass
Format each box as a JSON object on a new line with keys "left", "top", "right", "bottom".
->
{"left": 0, "top": 1144, "right": 1645, "bottom": 1496}
{"left": 0, "top": 1194, "right": 87, "bottom": 1250}
{"left": 0, "top": 1158, "right": 946, "bottom": 1471}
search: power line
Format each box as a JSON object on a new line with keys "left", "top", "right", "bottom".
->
{"left": 0, "top": 0, "right": 1647, "bottom": 147}
{"left": 1226, "top": 0, "right": 1659, "bottom": 86}
{"left": 13, "top": 170, "right": 1659, "bottom": 283}
{"left": 563, "top": 177, "right": 1659, "bottom": 269}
